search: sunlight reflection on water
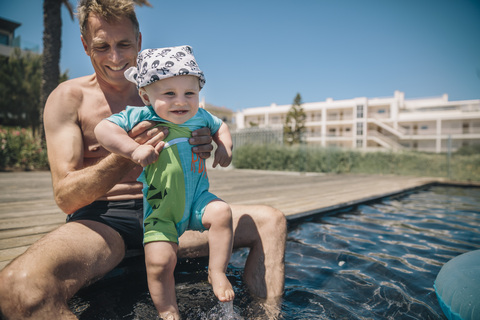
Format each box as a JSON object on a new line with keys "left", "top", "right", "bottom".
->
{"left": 283, "top": 185, "right": 480, "bottom": 319}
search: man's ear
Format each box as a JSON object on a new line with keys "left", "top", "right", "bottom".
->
{"left": 139, "top": 88, "right": 150, "bottom": 105}
{"left": 81, "top": 35, "right": 89, "bottom": 56}
{"left": 137, "top": 32, "right": 142, "bottom": 52}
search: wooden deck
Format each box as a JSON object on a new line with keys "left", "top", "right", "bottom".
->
{"left": 0, "top": 169, "right": 440, "bottom": 270}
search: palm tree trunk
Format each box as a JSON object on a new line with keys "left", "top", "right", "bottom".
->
{"left": 40, "top": 0, "right": 62, "bottom": 138}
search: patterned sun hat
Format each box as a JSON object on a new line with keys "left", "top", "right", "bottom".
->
{"left": 124, "top": 45, "right": 206, "bottom": 89}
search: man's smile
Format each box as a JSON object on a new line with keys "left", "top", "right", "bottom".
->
{"left": 107, "top": 63, "right": 128, "bottom": 71}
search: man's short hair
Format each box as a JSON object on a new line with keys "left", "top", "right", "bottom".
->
{"left": 76, "top": 0, "right": 140, "bottom": 39}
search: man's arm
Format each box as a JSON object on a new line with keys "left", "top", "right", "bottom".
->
{"left": 43, "top": 83, "right": 166, "bottom": 214}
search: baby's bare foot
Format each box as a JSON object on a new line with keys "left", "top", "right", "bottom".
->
{"left": 159, "top": 311, "right": 180, "bottom": 320}
{"left": 208, "top": 271, "right": 235, "bottom": 302}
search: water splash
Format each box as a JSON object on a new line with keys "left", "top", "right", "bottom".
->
{"left": 205, "top": 301, "right": 244, "bottom": 320}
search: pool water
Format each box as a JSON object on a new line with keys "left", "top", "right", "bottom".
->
{"left": 282, "top": 185, "right": 480, "bottom": 319}
{"left": 69, "top": 185, "right": 480, "bottom": 319}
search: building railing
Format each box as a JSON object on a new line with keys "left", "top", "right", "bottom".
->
{"left": 367, "top": 130, "right": 404, "bottom": 150}
{"left": 231, "top": 127, "right": 284, "bottom": 148}
{"left": 370, "top": 116, "right": 408, "bottom": 136}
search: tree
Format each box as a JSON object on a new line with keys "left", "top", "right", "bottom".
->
{"left": 40, "top": 0, "right": 74, "bottom": 139}
{"left": 283, "top": 93, "right": 306, "bottom": 145}
{"left": 0, "top": 48, "right": 68, "bottom": 135}
{"left": 40, "top": 0, "right": 152, "bottom": 138}
{"left": 0, "top": 49, "right": 41, "bottom": 133}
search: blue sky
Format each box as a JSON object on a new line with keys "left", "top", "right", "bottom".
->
{"left": 1, "top": 0, "right": 479, "bottom": 111}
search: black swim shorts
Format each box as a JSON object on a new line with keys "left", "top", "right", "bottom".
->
{"left": 66, "top": 199, "right": 144, "bottom": 250}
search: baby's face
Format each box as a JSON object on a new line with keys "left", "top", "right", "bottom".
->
{"left": 141, "top": 75, "right": 200, "bottom": 124}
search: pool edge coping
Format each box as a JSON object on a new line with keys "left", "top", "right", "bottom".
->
{"left": 285, "top": 180, "right": 480, "bottom": 222}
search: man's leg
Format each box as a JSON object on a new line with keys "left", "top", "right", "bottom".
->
{"left": 178, "top": 204, "right": 286, "bottom": 300}
{"left": 0, "top": 220, "right": 125, "bottom": 320}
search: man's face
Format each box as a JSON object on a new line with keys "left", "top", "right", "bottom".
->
{"left": 81, "top": 14, "right": 141, "bottom": 87}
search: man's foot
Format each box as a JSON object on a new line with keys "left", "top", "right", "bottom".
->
{"left": 208, "top": 270, "right": 235, "bottom": 302}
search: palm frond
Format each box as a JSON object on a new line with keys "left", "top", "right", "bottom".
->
{"left": 62, "top": 0, "right": 75, "bottom": 20}
{"left": 133, "top": 0, "right": 152, "bottom": 7}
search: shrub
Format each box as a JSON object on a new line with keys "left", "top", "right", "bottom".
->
{"left": 233, "top": 144, "right": 480, "bottom": 182}
{"left": 0, "top": 126, "right": 49, "bottom": 171}
{"left": 455, "top": 145, "right": 480, "bottom": 156}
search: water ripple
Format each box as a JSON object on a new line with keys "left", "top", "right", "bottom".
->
{"left": 68, "top": 185, "right": 480, "bottom": 319}
{"left": 284, "top": 185, "right": 480, "bottom": 319}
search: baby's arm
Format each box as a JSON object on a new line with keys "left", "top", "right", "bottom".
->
{"left": 212, "top": 122, "right": 233, "bottom": 168}
{"left": 95, "top": 119, "right": 160, "bottom": 167}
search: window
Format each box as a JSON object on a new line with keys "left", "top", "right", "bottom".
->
{"left": 356, "top": 139, "right": 363, "bottom": 147}
{"left": 0, "top": 33, "right": 9, "bottom": 46}
{"left": 356, "top": 105, "right": 364, "bottom": 118}
{"left": 356, "top": 122, "right": 363, "bottom": 135}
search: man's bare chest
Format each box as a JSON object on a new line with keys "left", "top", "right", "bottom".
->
{"left": 78, "top": 96, "right": 119, "bottom": 158}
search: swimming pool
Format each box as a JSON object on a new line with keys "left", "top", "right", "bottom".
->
{"left": 69, "top": 185, "right": 480, "bottom": 319}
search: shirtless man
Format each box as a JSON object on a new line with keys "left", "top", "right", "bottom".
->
{"left": 0, "top": 0, "right": 286, "bottom": 319}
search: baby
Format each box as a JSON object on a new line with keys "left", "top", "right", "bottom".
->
{"left": 95, "top": 45, "right": 234, "bottom": 319}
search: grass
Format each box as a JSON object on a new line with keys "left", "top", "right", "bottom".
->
{"left": 233, "top": 144, "right": 480, "bottom": 182}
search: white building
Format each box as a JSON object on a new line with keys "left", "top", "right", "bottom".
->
{"left": 0, "top": 17, "right": 40, "bottom": 57}
{"left": 0, "top": 17, "right": 21, "bottom": 57}
{"left": 234, "top": 91, "right": 480, "bottom": 153}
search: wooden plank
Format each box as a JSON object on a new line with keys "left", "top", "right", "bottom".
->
{"left": 0, "top": 234, "right": 45, "bottom": 250}
{"left": 0, "top": 224, "right": 61, "bottom": 240}
{"left": 0, "top": 214, "right": 66, "bottom": 230}
{"left": 0, "top": 170, "right": 440, "bottom": 269}
{"left": 0, "top": 245, "right": 30, "bottom": 264}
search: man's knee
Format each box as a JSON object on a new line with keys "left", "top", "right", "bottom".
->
{"left": 270, "top": 206, "right": 286, "bottom": 227}
{"left": 0, "top": 264, "right": 53, "bottom": 318}
{"left": 259, "top": 205, "right": 287, "bottom": 235}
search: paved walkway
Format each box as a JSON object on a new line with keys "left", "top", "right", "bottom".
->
{"left": 0, "top": 169, "right": 440, "bottom": 269}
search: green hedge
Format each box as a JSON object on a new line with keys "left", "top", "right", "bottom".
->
{"left": 0, "top": 126, "right": 49, "bottom": 171}
{"left": 233, "top": 144, "right": 480, "bottom": 182}
{"left": 2, "top": 126, "right": 479, "bottom": 182}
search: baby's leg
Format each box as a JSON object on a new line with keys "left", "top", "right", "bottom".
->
{"left": 144, "top": 241, "right": 180, "bottom": 319}
{"left": 202, "top": 200, "right": 235, "bottom": 302}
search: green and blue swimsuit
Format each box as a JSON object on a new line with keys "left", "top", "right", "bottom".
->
{"left": 107, "top": 106, "right": 223, "bottom": 244}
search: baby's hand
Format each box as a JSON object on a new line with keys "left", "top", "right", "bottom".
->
{"left": 131, "top": 145, "right": 159, "bottom": 167}
{"left": 212, "top": 145, "right": 232, "bottom": 168}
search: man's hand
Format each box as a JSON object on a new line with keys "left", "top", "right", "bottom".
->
{"left": 190, "top": 127, "right": 213, "bottom": 159}
{"left": 212, "top": 145, "right": 232, "bottom": 168}
{"left": 128, "top": 122, "right": 213, "bottom": 160}
{"left": 129, "top": 120, "right": 169, "bottom": 147}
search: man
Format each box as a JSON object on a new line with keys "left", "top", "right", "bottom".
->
{"left": 0, "top": 0, "right": 286, "bottom": 319}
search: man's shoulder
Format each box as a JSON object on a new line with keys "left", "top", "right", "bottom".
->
{"left": 50, "top": 74, "right": 97, "bottom": 102}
